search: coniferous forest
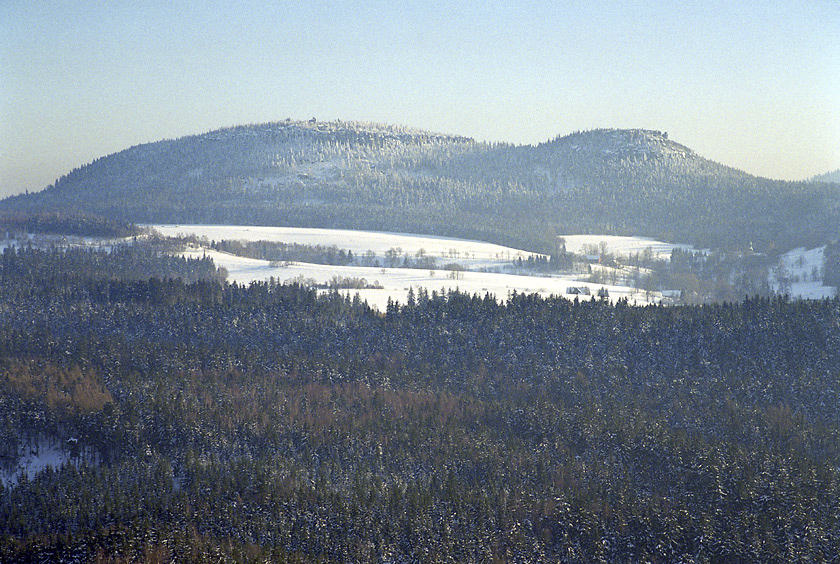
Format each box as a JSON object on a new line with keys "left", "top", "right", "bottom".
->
{"left": 0, "top": 243, "right": 839, "bottom": 562}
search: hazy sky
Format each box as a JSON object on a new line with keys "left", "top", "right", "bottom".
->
{"left": 2, "top": 1, "right": 839, "bottom": 198}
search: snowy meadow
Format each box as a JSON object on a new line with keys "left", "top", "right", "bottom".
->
{"left": 149, "top": 225, "right": 688, "bottom": 309}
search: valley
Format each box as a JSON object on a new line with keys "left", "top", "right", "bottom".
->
{"left": 2, "top": 222, "right": 834, "bottom": 311}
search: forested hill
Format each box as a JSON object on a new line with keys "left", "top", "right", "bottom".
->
{"left": 2, "top": 120, "right": 837, "bottom": 253}
{"left": 810, "top": 168, "right": 840, "bottom": 184}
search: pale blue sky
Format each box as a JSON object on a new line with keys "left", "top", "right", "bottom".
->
{"left": 2, "top": 1, "right": 839, "bottom": 197}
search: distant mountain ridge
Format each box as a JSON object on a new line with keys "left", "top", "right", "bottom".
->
{"left": 2, "top": 120, "right": 837, "bottom": 253}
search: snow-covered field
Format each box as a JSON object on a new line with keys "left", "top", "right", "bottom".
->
{"left": 560, "top": 234, "right": 698, "bottom": 261}
{"left": 150, "top": 224, "right": 544, "bottom": 271}
{"left": 156, "top": 225, "right": 674, "bottom": 310}
{"left": 8, "top": 225, "right": 833, "bottom": 306}
{"left": 770, "top": 246, "right": 836, "bottom": 300}
{"left": 161, "top": 225, "right": 836, "bottom": 307}
{"left": 183, "top": 247, "right": 657, "bottom": 310}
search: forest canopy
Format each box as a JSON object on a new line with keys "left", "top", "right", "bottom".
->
{"left": 0, "top": 244, "right": 838, "bottom": 562}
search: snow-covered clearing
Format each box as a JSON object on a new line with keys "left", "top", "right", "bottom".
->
{"left": 770, "top": 246, "right": 836, "bottom": 300}
{"left": 0, "top": 437, "right": 97, "bottom": 487}
{"left": 0, "top": 232, "right": 132, "bottom": 252}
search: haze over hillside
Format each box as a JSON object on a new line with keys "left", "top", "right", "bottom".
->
{"left": 2, "top": 120, "right": 837, "bottom": 254}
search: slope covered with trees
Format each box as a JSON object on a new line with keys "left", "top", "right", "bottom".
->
{"left": 1, "top": 244, "right": 838, "bottom": 562}
{"left": 810, "top": 169, "right": 840, "bottom": 184}
{"left": 2, "top": 121, "right": 837, "bottom": 254}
